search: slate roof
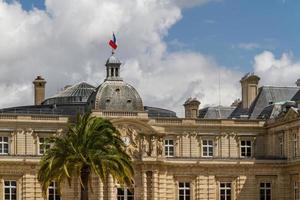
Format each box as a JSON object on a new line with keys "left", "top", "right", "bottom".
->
{"left": 199, "top": 106, "right": 236, "bottom": 119}
{"left": 42, "top": 82, "right": 95, "bottom": 105}
{"left": 248, "top": 86, "right": 300, "bottom": 119}
{"left": 0, "top": 104, "right": 86, "bottom": 116}
{"left": 144, "top": 106, "right": 177, "bottom": 118}
{"left": 199, "top": 86, "right": 300, "bottom": 120}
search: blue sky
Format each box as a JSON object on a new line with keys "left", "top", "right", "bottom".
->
{"left": 166, "top": 0, "right": 300, "bottom": 72}
{"left": 14, "top": 0, "right": 300, "bottom": 72}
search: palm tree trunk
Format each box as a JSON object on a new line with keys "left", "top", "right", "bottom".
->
{"left": 81, "top": 165, "right": 90, "bottom": 200}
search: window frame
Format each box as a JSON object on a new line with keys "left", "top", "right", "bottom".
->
{"left": 164, "top": 138, "right": 174, "bottom": 157}
{"left": 4, "top": 180, "right": 17, "bottom": 200}
{"left": 48, "top": 181, "right": 60, "bottom": 200}
{"left": 240, "top": 140, "right": 252, "bottom": 158}
{"left": 202, "top": 139, "right": 214, "bottom": 157}
{"left": 219, "top": 182, "right": 231, "bottom": 200}
{"left": 278, "top": 135, "right": 284, "bottom": 157}
{"left": 116, "top": 187, "right": 134, "bottom": 200}
{"left": 38, "top": 137, "right": 51, "bottom": 155}
{"left": 260, "top": 182, "right": 271, "bottom": 200}
{"left": 293, "top": 133, "right": 298, "bottom": 158}
{"left": 294, "top": 181, "right": 299, "bottom": 200}
{"left": 0, "top": 136, "right": 9, "bottom": 155}
{"left": 178, "top": 182, "right": 190, "bottom": 200}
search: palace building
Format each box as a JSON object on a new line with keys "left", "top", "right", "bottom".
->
{"left": 1, "top": 52, "right": 300, "bottom": 200}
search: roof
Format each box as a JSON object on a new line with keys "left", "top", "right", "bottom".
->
{"left": 43, "top": 82, "right": 95, "bottom": 105}
{"left": 87, "top": 80, "right": 144, "bottom": 112}
{"left": 144, "top": 106, "right": 177, "bottom": 118}
{"left": 248, "top": 86, "right": 300, "bottom": 119}
{"left": 106, "top": 54, "right": 121, "bottom": 65}
{"left": 199, "top": 106, "right": 236, "bottom": 119}
{"left": 0, "top": 104, "right": 86, "bottom": 116}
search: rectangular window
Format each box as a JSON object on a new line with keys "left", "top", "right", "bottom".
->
{"left": 294, "top": 181, "right": 299, "bottom": 200}
{"left": 279, "top": 136, "right": 284, "bottom": 157}
{"left": 294, "top": 133, "right": 298, "bottom": 158}
{"left": 0, "top": 136, "right": 9, "bottom": 155}
{"left": 260, "top": 182, "right": 271, "bottom": 200}
{"left": 164, "top": 139, "right": 174, "bottom": 157}
{"left": 202, "top": 140, "right": 213, "bottom": 157}
{"left": 240, "top": 140, "right": 252, "bottom": 157}
{"left": 117, "top": 188, "right": 134, "bottom": 200}
{"left": 48, "top": 182, "right": 60, "bottom": 200}
{"left": 178, "top": 182, "right": 190, "bottom": 200}
{"left": 39, "top": 137, "right": 51, "bottom": 155}
{"left": 220, "top": 182, "right": 231, "bottom": 200}
{"left": 4, "top": 180, "right": 16, "bottom": 200}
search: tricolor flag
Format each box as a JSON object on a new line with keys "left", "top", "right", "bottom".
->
{"left": 109, "top": 33, "right": 118, "bottom": 50}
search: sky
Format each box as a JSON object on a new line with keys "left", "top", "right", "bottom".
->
{"left": 0, "top": 0, "right": 300, "bottom": 116}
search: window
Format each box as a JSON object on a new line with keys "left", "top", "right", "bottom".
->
{"left": 240, "top": 140, "right": 251, "bottom": 157}
{"left": 279, "top": 136, "right": 284, "bottom": 157}
{"left": 220, "top": 182, "right": 231, "bottom": 200}
{"left": 164, "top": 139, "right": 174, "bottom": 157}
{"left": 4, "top": 180, "right": 16, "bottom": 200}
{"left": 294, "top": 181, "right": 299, "bottom": 200}
{"left": 39, "top": 137, "right": 50, "bottom": 155}
{"left": 0, "top": 136, "right": 9, "bottom": 154}
{"left": 48, "top": 182, "right": 60, "bottom": 200}
{"left": 202, "top": 139, "right": 213, "bottom": 157}
{"left": 117, "top": 188, "right": 134, "bottom": 200}
{"left": 260, "top": 182, "right": 271, "bottom": 200}
{"left": 178, "top": 182, "right": 190, "bottom": 200}
{"left": 294, "top": 133, "right": 298, "bottom": 158}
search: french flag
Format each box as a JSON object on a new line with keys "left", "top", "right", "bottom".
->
{"left": 109, "top": 33, "right": 118, "bottom": 50}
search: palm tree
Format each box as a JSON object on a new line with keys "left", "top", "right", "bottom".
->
{"left": 38, "top": 113, "right": 134, "bottom": 200}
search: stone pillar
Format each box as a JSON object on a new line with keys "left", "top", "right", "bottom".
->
{"left": 107, "top": 174, "right": 114, "bottom": 200}
{"left": 142, "top": 171, "right": 148, "bottom": 200}
{"left": 159, "top": 170, "right": 167, "bottom": 200}
{"left": 152, "top": 170, "right": 158, "bottom": 200}
{"left": 99, "top": 178, "right": 104, "bottom": 200}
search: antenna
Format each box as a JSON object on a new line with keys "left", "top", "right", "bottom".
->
{"left": 218, "top": 68, "right": 221, "bottom": 106}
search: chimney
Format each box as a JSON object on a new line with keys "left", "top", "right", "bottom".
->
{"left": 240, "top": 73, "right": 260, "bottom": 109}
{"left": 296, "top": 79, "right": 300, "bottom": 87}
{"left": 33, "top": 75, "right": 46, "bottom": 105}
{"left": 184, "top": 97, "right": 200, "bottom": 118}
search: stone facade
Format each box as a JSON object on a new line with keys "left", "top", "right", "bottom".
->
{"left": 0, "top": 110, "right": 299, "bottom": 200}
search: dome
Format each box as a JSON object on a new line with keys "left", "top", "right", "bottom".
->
{"left": 106, "top": 55, "right": 121, "bottom": 65}
{"left": 87, "top": 80, "right": 144, "bottom": 112}
{"left": 43, "top": 82, "right": 95, "bottom": 105}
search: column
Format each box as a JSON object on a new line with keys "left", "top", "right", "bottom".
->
{"left": 142, "top": 171, "right": 148, "bottom": 200}
{"left": 99, "top": 178, "right": 104, "bottom": 200}
{"left": 107, "top": 174, "right": 114, "bottom": 200}
{"left": 152, "top": 170, "right": 158, "bottom": 200}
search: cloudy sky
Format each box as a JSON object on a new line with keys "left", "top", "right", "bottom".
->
{"left": 0, "top": 0, "right": 300, "bottom": 116}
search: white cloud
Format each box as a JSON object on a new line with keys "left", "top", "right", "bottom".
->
{"left": 237, "top": 43, "right": 261, "bottom": 50}
{"left": 203, "top": 19, "right": 216, "bottom": 24}
{"left": 254, "top": 51, "right": 300, "bottom": 86}
{"left": 0, "top": 0, "right": 241, "bottom": 117}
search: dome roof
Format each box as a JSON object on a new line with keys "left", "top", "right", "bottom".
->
{"left": 87, "top": 80, "right": 143, "bottom": 112}
{"left": 106, "top": 55, "right": 121, "bottom": 65}
{"left": 43, "top": 82, "right": 95, "bottom": 105}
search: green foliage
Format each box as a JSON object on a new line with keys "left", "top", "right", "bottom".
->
{"left": 38, "top": 112, "right": 134, "bottom": 196}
